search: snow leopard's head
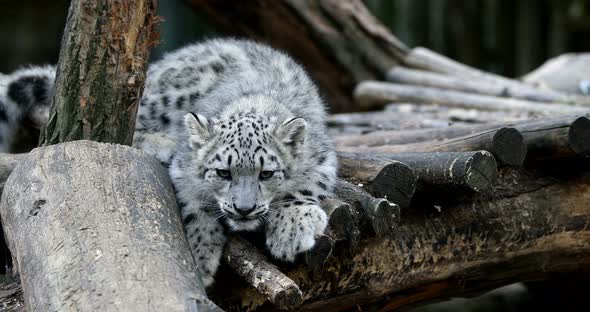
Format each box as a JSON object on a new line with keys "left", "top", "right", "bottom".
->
{"left": 181, "top": 111, "right": 306, "bottom": 231}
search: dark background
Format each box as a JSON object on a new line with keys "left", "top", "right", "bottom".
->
{"left": 1, "top": 0, "right": 589, "bottom": 77}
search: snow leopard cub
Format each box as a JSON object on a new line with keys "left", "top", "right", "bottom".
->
{"left": 0, "top": 39, "right": 337, "bottom": 287}
{"left": 139, "top": 39, "right": 337, "bottom": 286}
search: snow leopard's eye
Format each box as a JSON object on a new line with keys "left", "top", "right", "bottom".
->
{"left": 259, "top": 170, "right": 275, "bottom": 180}
{"left": 216, "top": 169, "right": 232, "bottom": 180}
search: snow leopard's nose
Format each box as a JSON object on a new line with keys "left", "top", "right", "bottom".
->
{"left": 234, "top": 204, "right": 257, "bottom": 217}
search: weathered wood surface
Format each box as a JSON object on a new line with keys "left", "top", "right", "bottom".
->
{"left": 40, "top": 0, "right": 159, "bottom": 145}
{"left": 185, "top": 0, "right": 408, "bottom": 112}
{"left": 216, "top": 165, "right": 590, "bottom": 311}
{"left": 354, "top": 81, "right": 590, "bottom": 114}
{"left": 224, "top": 237, "right": 303, "bottom": 310}
{"left": 386, "top": 66, "right": 589, "bottom": 105}
{"left": 524, "top": 53, "right": 590, "bottom": 96}
{"left": 338, "top": 127, "right": 527, "bottom": 166}
{"left": 339, "top": 151, "right": 498, "bottom": 193}
{"left": 334, "top": 114, "right": 590, "bottom": 163}
{"left": 337, "top": 155, "right": 416, "bottom": 209}
{"left": 0, "top": 141, "right": 221, "bottom": 311}
{"left": 403, "top": 47, "right": 584, "bottom": 104}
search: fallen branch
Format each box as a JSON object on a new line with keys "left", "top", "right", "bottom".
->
{"left": 354, "top": 81, "right": 590, "bottom": 114}
{"left": 386, "top": 66, "right": 589, "bottom": 105}
{"left": 223, "top": 237, "right": 303, "bottom": 310}
{"left": 338, "top": 127, "right": 527, "bottom": 166}
{"left": 339, "top": 151, "right": 497, "bottom": 193}
{"left": 402, "top": 47, "right": 586, "bottom": 105}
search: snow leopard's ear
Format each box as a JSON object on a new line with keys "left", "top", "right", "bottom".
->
{"left": 275, "top": 117, "right": 306, "bottom": 156}
{"left": 185, "top": 113, "right": 213, "bottom": 149}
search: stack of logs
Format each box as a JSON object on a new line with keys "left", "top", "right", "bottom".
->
{"left": 2, "top": 51, "right": 590, "bottom": 312}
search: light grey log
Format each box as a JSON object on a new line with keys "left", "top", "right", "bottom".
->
{"left": 354, "top": 81, "right": 590, "bottom": 114}
{"left": 403, "top": 47, "right": 570, "bottom": 100}
{"left": 386, "top": 66, "right": 589, "bottom": 105}
{"left": 0, "top": 141, "right": 221, "bottom": 312}
{"left": 223, "top": 237, "right": 303, "bottom": 309}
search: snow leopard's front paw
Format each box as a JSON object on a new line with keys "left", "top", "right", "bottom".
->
{"left": 185, "top": 215, "right": 227, "bottom": 287}
{"left": 265, "top": 204, "right": 328, "bottom": 262}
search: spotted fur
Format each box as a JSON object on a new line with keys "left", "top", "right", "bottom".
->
{"left": 0, "top": 39, "right": 337, "bottom": 287}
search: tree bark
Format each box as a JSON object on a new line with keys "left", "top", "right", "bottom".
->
{"left": 223, "top": 237, "right": 303, "bottom": 310}
{"left": 354, "top": 81, "right": 590, "bottom": 113}
{"left": 339, "top": 151, "right": 498, "bottom": 193}
{"left": 0, "top": 141, "right": 220, "bottom": 311}
{"left": 338, "top": 127, "right": 527, "bottom": 166}
{"left": 39, "top": 0, "right": 159, "bottom": 146}
{"left": 185, "top": 0, "right": 408, "bottom": 113}
{"left": 215, "top": 165, "right": 590, "bottom": 311}
{"left": 386, "top": 66, "right": 590, "bottom": 105}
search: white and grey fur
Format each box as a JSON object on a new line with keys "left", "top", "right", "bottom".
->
{"left": 0, "top": 39, "right": 337, "bottom": 287}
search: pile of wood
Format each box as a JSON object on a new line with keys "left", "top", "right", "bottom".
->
{"left": 2, "top": 0, "right": 590, "bottom": 311}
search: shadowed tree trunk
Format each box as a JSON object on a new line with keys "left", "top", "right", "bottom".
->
{"left": 39, "top": 0, "right": 160, "bottom": 146}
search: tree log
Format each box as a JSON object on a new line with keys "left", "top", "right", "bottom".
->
{"left": 185, "top": 0, "right": 408, "bottom": 112}
{"left": 386, "top": 66, "right": 589, "bottom": 105}
{"left": 335, "top": 114, "right": 590, "bottom": 162}
{"left": 218, "top": 164, "right": 590, "bottom": 311}
{"left": 339, "top": 151, "right": 498, "bottom": 193}
{"left": 321, "top": 198, "right": 360, "bottom": 247}
{"left": 337, "top": 156, "right": 416, "bottom": 209}
{"left": 402, "top": 47, "right": 584, "bottom": 104}
{"left": 0, "top": 141, "right": 221, "bottom": 311}
{"left": 354, "top": 81, "right": 590, "bottom": 114}
{"left": 40, "top": 0, "right": 159, "bottom": 145}
{"left": 334, "top": 180, "right": 400, "bottom": 237}
{"left": 338, "top": 127, "right": 527, "bottom": 166}
{"left": 223, "top": 237, "right": 303, "bottom": 310}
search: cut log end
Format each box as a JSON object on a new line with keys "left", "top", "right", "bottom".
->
{"left": 305, "top": 234, "right": 335, "bottom": 270}
{"left": 322, "top": 198, "right": 360, "bottom": 246}
{"left": 464, "top": 151, "right": 498, "bottom": 193}
{"left": 569, "top": 116, "right": 590, "bottom": 156}
{"left": 492, "top": 127, "right": 527, "bottom": 166}
{"left": 371, "top": 199, "right": 400, "bottom": 236}
{"left": 370, "top": 161, "right": 417, "bottom": 208}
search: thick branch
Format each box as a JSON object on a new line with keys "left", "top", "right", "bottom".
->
{"left": 223, "top": 237, "right": 303, "bottom": 310}
{"left": 338, "top": 127, "right": 527, "bottom": 166}
{"left": 40, "top": 0, "right": 159, "bottom": 145}
{"left": 354, "top": 81, "right": 589, "bottom": 114}
{"left": 339, "top": 151, "right": 498, "bottom": 193}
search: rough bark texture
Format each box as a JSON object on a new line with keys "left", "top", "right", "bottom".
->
{"left": 339, "top": 151, "right": 498, "bottom": 193}
{"left": 0, "top": 141, "right": 220, "bottom": 311}
{"left": 40, "top": 0, "right": 159, "bottom": 145}
{"left": 338, "top": 127, "right": 527, "bottom": 166}
{"left": 185, "top": 0, "right": 408, "bottom": 113}
{"left": 215, "top": 165, "right": 590, "bottom": 311}
{"left": 354, "top": 81, "right": 589, "bottom": 113}
{"left": 224, "top": 237, "right": 303, "bottom": 310}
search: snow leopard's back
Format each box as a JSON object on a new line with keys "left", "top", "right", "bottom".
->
{"left": 138, "top": 39, "right": 331, "bottom": 149}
